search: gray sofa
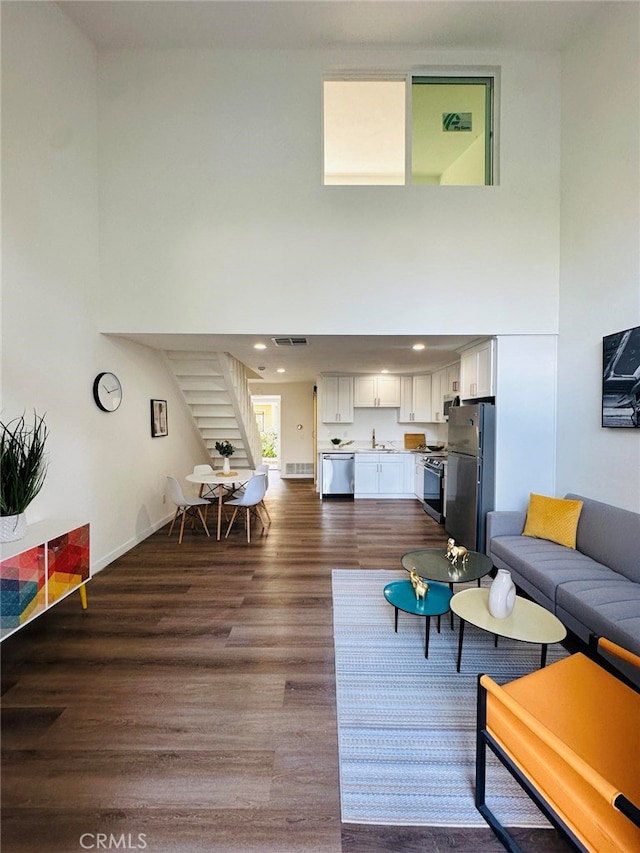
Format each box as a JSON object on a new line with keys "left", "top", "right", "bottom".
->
{"left": 487, "top": 494, "right": 640, "bottom": 663}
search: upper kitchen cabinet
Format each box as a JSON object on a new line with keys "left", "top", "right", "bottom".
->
{"left": 321, "top": 376, "right": 354, "bottom": 423}
{"left": 459, "top": 339, "right": 496, "bottom": 399}
{"left": 354, "top": 375, "right": 401, "bottom": 408}
{"left": 431, "top": 368, "right": 446, "bottom": 423}
{"left": 445, "top": 362, "right": 460, "bottom": 396}
{"left": 399, "top": 374, "right": 432, "bottom": 422}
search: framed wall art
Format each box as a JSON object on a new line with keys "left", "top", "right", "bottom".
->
{"left": 150, "top": 399, "right": 168, "bottom": 437}
{"left": 602, "top": 325, "right": 640, "bottom": 428}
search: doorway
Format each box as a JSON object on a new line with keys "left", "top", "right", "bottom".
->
{"left": 252, "top": 395, "right": 281, "bottom": 470}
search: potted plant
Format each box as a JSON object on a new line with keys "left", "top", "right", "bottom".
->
{"left": 0, "top": 412, "right": 49, "bottom": 542}
{"left": 214, "top": 440, "right": 235, "bottom": 474}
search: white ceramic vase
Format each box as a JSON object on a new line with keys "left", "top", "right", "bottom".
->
{"left": 0, "top": 513, "right": 27, "bottom": 543}
{"left": 488, "top": 569, "right": 516, "bottom": 618}
{"left": 222, "top": 456, "right": 231, "bottom": 475}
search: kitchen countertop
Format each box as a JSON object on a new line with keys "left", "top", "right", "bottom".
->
{"left": 320, "top": 447, "right": 411, "bottom": 453}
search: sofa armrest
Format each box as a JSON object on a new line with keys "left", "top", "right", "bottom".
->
{"left": 486, "top": 510, "right": 526, "bottom": 541}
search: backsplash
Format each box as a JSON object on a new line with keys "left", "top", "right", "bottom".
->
{"left": 320, "top": 407, "right": 447, "bottom": 451}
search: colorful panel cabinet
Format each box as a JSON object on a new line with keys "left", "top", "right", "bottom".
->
{"left": 1, "top": 521, "right": 90, "bottom": 640}
{"left": 48, "top": 526, "right": 90, "bottom": 605}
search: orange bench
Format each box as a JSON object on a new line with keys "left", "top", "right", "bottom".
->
{"left": 476, "top": 637, "right": 640, "bottom": 852}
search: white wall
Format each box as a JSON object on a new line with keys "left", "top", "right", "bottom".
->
{"left": 97, "top": 47, "right": 561, "bottom": 337}
{"left": 494, "top": 336, "right": 558, "bottom": 510}
{"left": 250, "top": 381, "right": 315, "bottom": 472}
{"left": 557, "top": 3, "right": 640, "bottom": 512}
{"left": 1, "top": 3, "right": 205, "bottom": 571}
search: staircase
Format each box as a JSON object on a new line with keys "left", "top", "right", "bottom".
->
{"left": 164, "top": 351, "right": 262, "bottom": 470}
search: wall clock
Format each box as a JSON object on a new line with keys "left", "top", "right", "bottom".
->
{"left": 93, "top": 372, "right": 122, "bottom": 412}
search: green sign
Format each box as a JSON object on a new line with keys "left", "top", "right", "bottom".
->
{"left": 443, "top": 113, "right": 472, "bottom": 132}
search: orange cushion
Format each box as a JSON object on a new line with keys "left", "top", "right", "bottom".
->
{"left": 522, "top": 492, "right": 583, "bottom": 549}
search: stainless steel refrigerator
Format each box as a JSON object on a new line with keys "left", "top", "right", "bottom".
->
{"left": 445, "top": 403, "right": 496, "bottom": 553}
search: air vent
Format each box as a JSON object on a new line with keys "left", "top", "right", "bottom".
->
{"left": 272, "top": 337, "right": 308, "bottom": 347}
{"left": 284, "top": 462, "right": 314, "bottom": 477}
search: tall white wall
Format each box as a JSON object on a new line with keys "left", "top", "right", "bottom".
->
{"left": 97, "top": 47, "right": 561, "bottom": 336}
{"left": 1, "top": 3, "right": 205, "bottom": 571}
{"left": 557, "top": 3, "right": 640, "bottom": 512}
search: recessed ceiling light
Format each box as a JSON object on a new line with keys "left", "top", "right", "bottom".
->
{"left": 277, "top": 368, "right": 286, "bottom": 373}
{"left": 381, "top": 369, "right": 389, "bottom": 374}
{"left": 254, "top": 343, "right": 267, "bottom": 350}
{"left": 412, "top": 343, "right": 425, "bottom": 351}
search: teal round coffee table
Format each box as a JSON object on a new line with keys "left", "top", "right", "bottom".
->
{"left": 383, "top": 579, "right": 453, "bottom": 659}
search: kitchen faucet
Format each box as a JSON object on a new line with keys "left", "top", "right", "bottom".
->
{"left": 372, "top": 428, "right": 376, "bottom": 449}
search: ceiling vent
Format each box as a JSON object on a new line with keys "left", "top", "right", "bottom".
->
{"left": 271, "top": 336, "right": 308, "bottom": 347}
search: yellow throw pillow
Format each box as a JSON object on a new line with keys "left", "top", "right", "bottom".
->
{"left": 522, "top": 493, "right": 584, "bottom": 549}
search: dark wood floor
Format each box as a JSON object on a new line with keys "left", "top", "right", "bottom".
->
{"left": 1, "top": 474, "right": 572, "bottom": 853}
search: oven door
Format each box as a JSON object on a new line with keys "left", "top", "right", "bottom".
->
{"left": 423, "top": 465, "right": 444, "bottom": 522}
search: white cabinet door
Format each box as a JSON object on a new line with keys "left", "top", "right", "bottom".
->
{"left": 400, "top": 375, "right": 432, "bottom": 423}
{"left": 459, "top": 340, "right": 495, "bottom": 398}
{"left": 376, "top": 375, "right": 401, "bottom": 407}
{"left": 378, "top": 456, "right": 404, "bottom": 492}
{"left": 459, "top": 349, "right": 476, "bottom": 398}
{"left": 353, "top": 377, "right": 377, "bottom": 407}
{"left": 354, "top": 375, "right": 401, "bottom": 408}
{"left": 445, "top": 362, "right": 460, "bottom": 395}
{"left": 414, "top": 459, "right": 424, "bottom": 499}
{"left": 354, "top": 454, "right": 379, "bottom": 493}
{"left": 413, "top": 374, "right": 432, "bottom": 421}
{"left": 399, "top": 376, "right": 414, "bottom": 422}
{"left": 322, "top": 376, "right": 354, "bottom": 422}
{"left": 475, "top": 341, "right": 495, "bottom": 397}
{"left": 431, "top": 368, "right": 446, "bottom": 422}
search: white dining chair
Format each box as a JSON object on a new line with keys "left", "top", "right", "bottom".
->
{"left": 166, "top": 476, "right": 211, "bottom": 544}
{"left": 224, "top": 472, "right": 268, "bottom": 543}
{"left": 256, "top": 463, "right": 271, "bottom": 523}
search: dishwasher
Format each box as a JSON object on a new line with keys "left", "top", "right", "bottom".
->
{"left": 321, "top": 453, "right": 355, "bottom": 498}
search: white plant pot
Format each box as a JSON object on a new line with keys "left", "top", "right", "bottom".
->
{"left": 0, "top": 513, "right": 27, "bottom": 543}
{"left": 488, "top": 569, "right": 516, "bottom": 618}
{"left": 222, "top": 456, "right": 231, "bottom": 474}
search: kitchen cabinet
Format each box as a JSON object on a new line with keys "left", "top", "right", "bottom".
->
{"left": 430, "top": 368, "right": 446, "bottom": 422}
{"left": 445, "top": 362, "right": 460, "bottom": 396}
{"left": 1, "top": 521, "right": 90, "bottom": 641}
{"left": 355, "top": 453, "right": 413, "bottom": 498}
{"left": 321, "top": 376, "right": 354, "bottom": 423}
{"left": 459, "top": 339, "right": 496, "bottom": 399}
{"left": 354, "top": 375, "right": 401, "bottom": 408}
{"left": 414, "top": 456, "right": 425, "bottom": 500}
{"left": 399, "top": 374, "right": 432, "bottom": 422}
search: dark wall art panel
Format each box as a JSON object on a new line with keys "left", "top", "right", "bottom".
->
{"left": 602, "top": 325, "right": 640, "bottom": 428}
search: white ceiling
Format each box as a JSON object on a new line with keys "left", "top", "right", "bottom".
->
{"left": 58, "top": 0, "right": 605, "bottom": 382}
{"left": 114, "top": 333, "right": 482, "bottom": 383}
{"left": 58, "top": 1, "right": 604, "bottom": 52}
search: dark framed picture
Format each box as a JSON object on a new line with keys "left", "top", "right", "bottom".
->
{"left": 602, "top": 325, "right": 640, "bottom": 428}
{"left": 151, "top": 399, "right": 168, "bottom": 437}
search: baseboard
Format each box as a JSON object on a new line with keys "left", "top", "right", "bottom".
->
{"left": 92, "top": 511, "right": 174, "bottom": 574}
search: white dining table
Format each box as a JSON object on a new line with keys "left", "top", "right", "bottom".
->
{"left": 185, "top": 469, "right": 254, "bottom": 541}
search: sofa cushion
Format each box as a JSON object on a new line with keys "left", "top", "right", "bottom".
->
{"left": 556, "top": 579, "right": 640, "bottom": 656}
{"left": 489, "top": 536, "right": 615, "bottom": 604}
{"left": 523, "top": 493, "right": 583, "bottom": 549}
{"left": 566, "top": 494, "right": 640, "bottom": 583}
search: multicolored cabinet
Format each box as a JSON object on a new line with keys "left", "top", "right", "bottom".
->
{"left": 1, "top": 521, "right": 89, "bottom": 640}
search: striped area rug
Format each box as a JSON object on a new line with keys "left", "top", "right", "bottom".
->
{"left": 332, "top": 568, "right": 569, "bottom": 827}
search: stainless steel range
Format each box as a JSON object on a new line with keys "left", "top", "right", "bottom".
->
{"left": 422, "top": 454, "right": 446, "bottom": 523}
